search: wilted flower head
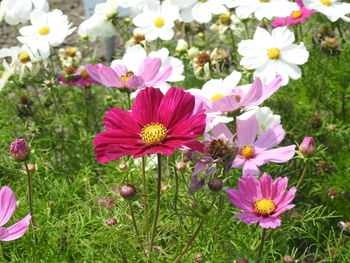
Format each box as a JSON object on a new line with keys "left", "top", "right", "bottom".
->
{"left": 227, "top": 173, "right": 296, "bottom": 229}
{"left": 10, "top": 139, "right": 30, "bottom": 161}
{"left": 321, "top": 37, "right": 340, "bottom": 57}
{"left": 299, "top": 136, "right": 316, "bottom": 156}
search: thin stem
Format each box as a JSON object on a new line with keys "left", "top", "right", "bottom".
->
{"left": 128, "top": 201, "right": 142, "bottom": 246}
{"left": 172, "top": 155, "right": 179, "bottom": 213}
{"left": 127, "top": 91, "right": 131, "bottom": 110}
{"left": 141, "top": 156, "right": 149, "bottom": 247}
{"left": 149, "top": 154, "right": 162, "bottom": 257}
{"left": 173, "top": 220, "right": 203, "bottom": 263}
{"left": 24, "top": 162, "right": 36, "bottom": 226}
{"left": 296, "top": 162, "right": 308, "bottom": 189}
{"left": 257, "top": 228, "right": 267, "bottom": 263}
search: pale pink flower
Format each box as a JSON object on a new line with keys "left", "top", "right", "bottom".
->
{"left": 232, "top": 115, "right": 295, "bottom": 175}
{"left": 85, "top": 57, "right": 172, "bottom": 91}
{"left": 227, "top": 173, "right": 296, "bottom": 229}
{"left": 0, "top": 186, "right": 31, "bottom": 241}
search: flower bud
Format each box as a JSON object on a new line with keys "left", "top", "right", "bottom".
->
{"left": 283, "top": 255, "right": 294, "bottom": 263}
{"left": 119, "top": 184, "right": 137, "bottom": 199}
{"left": 118, "top": 163, "right": 128, "bottom": 170}
{"left": 175, "top": 39, "right": 188, "bottom": 53}
{"left": 236, "top": 259, "right": 249, "bottom": 263}
{"left": 176, "top": 161, "right": 187, "bottom": 171}
{"left": 189, "top": 200, "right": 197, "bottom": 208}
{"left": 207, "top": 178, "right": 223, "bottom": 191}
{"left": 10, "top": 139, "right": 30, "bottom": 161}
{"left": 105, "top": 217, "right": 118, "bottom": 226}
{"left": 194, "top": 253, "right": 205, "bottom": 262}
{"left": 27, "top": 163, "right": 36, "bottom": 172}
{"left": 299, "top": 136, "right": 316, "bottom": 156}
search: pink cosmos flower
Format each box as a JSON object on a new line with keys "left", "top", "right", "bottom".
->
{"left": 232, "top": 115, "right": 295, "bottom": 175}
{"left": 59, "top": 67, "right": 98, "bottom": 87}
{"left": 0, "top": 186, "right": 31, "bottom": 241}
{"left": 226, "top": 173, "right": 296, "bottom": 229}
{"left": 93, "top": 87, "right": 206, "bottom": 162}
{"left": 197, "top": 76, "right": 282, "bottom": 114}
{"left": 272, "top": 0, "right": 315, "bottom": 28}
{"left": 85, "top": 57, "right": 172, "bottom": 91}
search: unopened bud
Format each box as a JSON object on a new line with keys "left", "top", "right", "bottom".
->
{"left": 10, "top": 139, "right": 30, "bottom": 161}
{"left": 236, "top": 259, "right": 249, "bottom": 263}
{"left": 27, "top": 163, "right": 36, "bottom": 172}
{"left": 119, "top": 184, "right": 137, "bottom": 199}
{"left": 299, "top": 136, "right": 316, "bottom": 156}
{"left": 105, "top": 217, "right": 118, "bottom": 226}
{"left": 208, "top": 178, "right": 223, "bottom": 191}
{"left": 189, "top": 200, "right": 197, "bottom": 208}
{"left": 118, "top": 163, "right": 128, "bottom": 170}
{"left": 283, "top": 255, "right": 294, "bottom": 263}
{"left": 175, "top": 39, "right": 188, "bottom": 53}
{"left": 195, "top": 253, "right": 205, "bottom": 262}
{"left": 176, "top": 161, "right": 187, "bottom": 171}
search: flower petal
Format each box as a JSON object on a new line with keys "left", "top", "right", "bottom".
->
{"left": 0, "top": 186, "right": 16, "bottom": 227}
{"left": 0, "top": 214, "right": 31, "bottom": 241}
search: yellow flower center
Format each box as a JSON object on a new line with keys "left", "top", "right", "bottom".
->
{"left": 81, "top": 70, "right": 89, "bottom": 79}
{"left": 210, "top": 93, "right": 225, "bottom": 102}
{"left": 197, "top": 0, "right": 207, "bottom": 2}
{"left": 241, "top": 146, "right": 255, "bottom": 159}
{"left": 120, "top": 71, "right": 134, "bottom": 83}
{"left": 154, "top": 17, "right": 165, "bottom": 28}
{"left": 267, "top": 48, "right": 281, "bottom": 59}
{"left": 219, "top": 13, "right": 232, "bottom": 25}
{"left": 320, "top": 0, "right": 332, "bottom": 5}
{"left": 38, "top": 26, "right": 50, "bottom": 35}
{"left": 291, "top": 10, "right": 303, "bottom": 19}
{"left": 65, "top": 47, "right": 78, "bottom": 57}
{"left": 141, "top": 123, "right": 168, "bottom": 144}
{"left": 259, "top": 0, "right": 270, "bottom": 2}
{"left": 18, "top": 52, "right": 31, "bottom": 63}
{"left": 254, "top": 198, "right": 275, "bottom": 216}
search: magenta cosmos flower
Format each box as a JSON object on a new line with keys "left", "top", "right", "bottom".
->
{"left": 59, "top": 67, "right": 98, "bottom": 87}
{"left": 272, "top": 0, "right": 315, "bottom": 27}
{"left": 93, "top": 87, "right": 206, "bottom": 162}
{"left": 86, "top": 57, "right": 172, "bottom": 91}
{"left": 0, "top": 186, "right": 31, "bottom": 241}
{"left": 227, "top": 173, "right": 296, "bottom": 229}
{"left": 232, "top": 115, "right": 295, "bottom": 175}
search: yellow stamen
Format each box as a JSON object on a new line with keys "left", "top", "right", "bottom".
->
{"left": 210, "top": 93, "right": 225, "bottom": 102}
{"left": 320, "top": 0, "right": 332, "bottom": 6}
{"left": 81, "top": 70, "right": 89, "bottom": 79}
{"left": 141, "top": 123, "right": 167, "bottom": 144}
{"left": 254, "top": 198, "right": 275, "bottom": 216}
{"left": 259, "top": 0, "right": 270, "bottom": 2}
{"left": 219, "top": 13, "right": 232, "bottom": 25}
{"left": 197, "top": 0, "right": 207, "bottom": 2}
{"left": 38, "top": 26, "right": 50, "bottom": 35}
{"left": 18, "top": 52, "right": 31, "bottom": 63}
{"left": 120, "top": 71, "right": 134, "bottom": 83}
{"left": 267, "top": 48, "right": 281, "bottom": 60}
{"left": 241, "top": 146, "right": 254, "bottom": 159}
{"left": 291, "top": 10, "right": 303, "bottom": 19}
{"left": 154, "top": 17, "right": 165, "bottom": 28}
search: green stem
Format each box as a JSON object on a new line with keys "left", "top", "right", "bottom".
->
{"left": 149, "top": 154, "right": 162, "bottom": 257}
{"left": 24, "top": 162, "right": 36, "bottom": 226}
{"left": 257, "top": 228, "right": 267, "bottom": 263}
{"left": 141, "top": 157, "right": 149, "bottom": 252}
{"left": 128, "top": 201, "right": 142, "bottom": 246}
{"left": 173, "top": 220, "right": 203, "bottom": 263}
{"left": 171, "top": 155, "right": 179, "bottom": 214}
{"left": 296, "top": 162, "right": 308, "bottom": 189}
{"left": 127, "top": 91, "right": 131, "bottom": 110}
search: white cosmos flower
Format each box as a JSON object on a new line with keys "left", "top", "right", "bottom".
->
{"left": 228, "top": 0, "right": 298, "bottom": 20}
{"left": 133, "top": 0, "right": 179, "bottom": 41}
{"left": 188, "top": 70, "right": 242, "bottom": 101}
{"left": 0, "top": 0, "right": 48, "bottom": 25}
{"left": 17, "top": 9, "right": 76, "bottom": 59}
{"left": 238, "top": 27, "right": 309, "bottom": 86}
{"left": 238, "top": 106, "right": 281, "bottom": 136}
{"left": 78, "top": 0, "right": 118, "bottom": 41}
{"left": 0, "top": 61, "right": 13, "bottom": 91}
{"left": 171, "top": 0, "right": 228, "bottom": 23}
{"left": 303, "top": 0, "right": 350, "bottom": 22}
